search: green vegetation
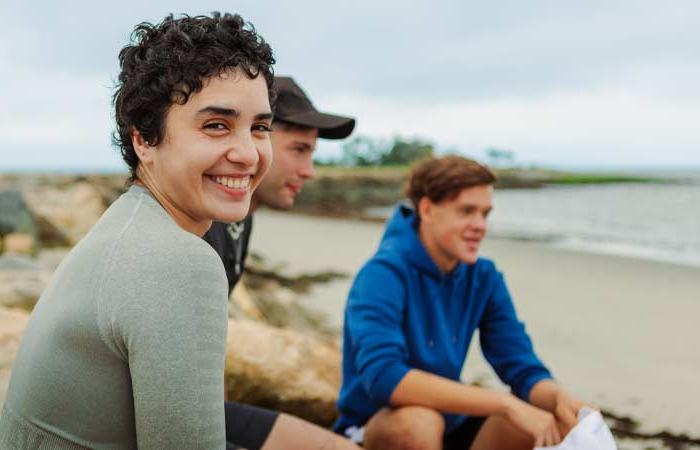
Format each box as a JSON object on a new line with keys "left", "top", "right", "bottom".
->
{"left": 294, "top": 161, "right": 663, "bottom": 217}
{"left": 316, "top": 135, "right": 434, "bottom": 167}
{"left": 314, "top": 134, "right": 660, "bottom": 187}
{"left": 544, "top": 173, "right": 657, "bottom": 184}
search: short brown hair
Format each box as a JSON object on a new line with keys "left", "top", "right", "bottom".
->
{"left": 405, "top": 156, "right": 496, "bottom": 210}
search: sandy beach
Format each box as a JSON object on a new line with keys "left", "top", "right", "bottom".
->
{"left": 249, "top": 208, "right": 700, "bottom": 437}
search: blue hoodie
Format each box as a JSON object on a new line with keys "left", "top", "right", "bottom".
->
{"left": 335, "top": 205, "right": 552, "bottom": 434}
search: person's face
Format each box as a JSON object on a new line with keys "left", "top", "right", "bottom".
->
{"left": 253, "top": 124, "right": 318, "bottom": 210}
{"left": 134, "top": 70, "right": 272, "bottom": 233}
{"left": 419, "top": 184, "right": 493, "bottom": 270}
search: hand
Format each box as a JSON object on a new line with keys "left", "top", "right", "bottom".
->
{"left": 503, "top": 396, "right": 562, "bottom": 447}
{"left": 553, "top": 391, "right": 586, "bottom": 437}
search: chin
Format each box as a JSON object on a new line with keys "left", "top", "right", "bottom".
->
{"left": 266, "top": 195, "right": 295, "bottom": 211}
{"left": 459, "top": 252, "right": 479, "bottom": 265}
{"left": 215, "top": 202, "right": 251, "bottom": 223}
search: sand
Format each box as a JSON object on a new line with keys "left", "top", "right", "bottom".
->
{"left": 249, "top": 209, "right": 700, "bottom": 436}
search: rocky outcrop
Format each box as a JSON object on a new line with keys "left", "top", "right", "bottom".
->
{"left": 0, "top": 190, "right": 36, "bottom": 242}
{"left": 229, "top": 256, "right": 345, "bottom": 338}
{"left": 225, "top": 319, "right": 341, "bottom": 427}
{"left": 0, "top": 307, "right": 30, "bottom": 408}
{"left": 0, "top": 255, "right": 52, "bottom": 310}
{"left": 2, "top": 233, "right": 35, "bottom": 255}
{"left": 23, "top": 181, "right": 107, "bottom": 246}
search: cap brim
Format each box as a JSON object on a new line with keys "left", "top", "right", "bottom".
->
{"left": 279, "top": 110, "right": 356, "bottom": 140}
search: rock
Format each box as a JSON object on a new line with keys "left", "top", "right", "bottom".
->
{"left": 0, "top": 254, "right": 39, "bottom": 271}
{"left": 23, "top": 181, "right": 107, "bottom": 245}
{"left": 0, "top": 190, "right": 36, "bottom": 238}
{"left": 84, "top": 175, "right": 128, "bottom": 205}
{"left": 225, "top": 319, "right": 341, "bottom": 427}
{"left": 3, "top": 233, "right": 35, "bottom": 255}
{"left": 36, "top": 247, "right": 72, "bottom": 271}
{"left": 32, "top": 214, "right": 71, "bottom": 247}
{"left": 0, "top": 307, "right": 30, "bottom": 409}
{"left": 229, "top": 282, "right": 265, "bottom": 321}
{"left": 0, "top": 255, "right": 52, "bottom": 310}
{"left": 236, "top": 259, "right": 341, "bottom": 338}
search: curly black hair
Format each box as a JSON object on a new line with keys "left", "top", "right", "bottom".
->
{"left": 112, "top": 12, "right": 276, "bottom": 181}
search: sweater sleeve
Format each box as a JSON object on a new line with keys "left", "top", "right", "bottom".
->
{"left": 102, "top": 246, "right": 228, "bottom": 450}
{"left": 346, "top": 261, "right": 412, "bottom": 404}
{"left": 478, "top": 267, "right": 553, "bottom": 400}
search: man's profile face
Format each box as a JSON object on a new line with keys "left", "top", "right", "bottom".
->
{"left": 420, "top": 184, "right": 493, "bottom": 268}
{"left": 253, "top": 123, "right": 318, "bottom": 210}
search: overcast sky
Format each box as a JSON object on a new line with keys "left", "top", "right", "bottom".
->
{"left": 1, "top": 0, "right": 698, "bottom": 170}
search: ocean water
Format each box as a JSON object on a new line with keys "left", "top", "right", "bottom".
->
{"left": 369, "top": 172, "right": 700, "bottom": 268}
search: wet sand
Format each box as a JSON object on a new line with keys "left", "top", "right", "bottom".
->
{"left": 249, "top": 209, "right": 700, "bottom": 436}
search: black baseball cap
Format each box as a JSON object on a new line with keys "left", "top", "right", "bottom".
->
{"left": 274, "top": 76, "right": 356, "bottom": 140}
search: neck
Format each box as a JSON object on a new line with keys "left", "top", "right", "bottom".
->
{"left": 134, "top": 169, "right": 210, "bottom": 237}
{"left": 417, "top": 222, "right": 458, "bottom": 273}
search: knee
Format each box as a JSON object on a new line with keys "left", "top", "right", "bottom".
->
{"left": 366, "top": 406, "right": 444, "bottom": 450}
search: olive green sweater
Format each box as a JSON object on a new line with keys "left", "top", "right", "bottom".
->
{"left": 0, "top": 185, "right": 229, "bottom": 449}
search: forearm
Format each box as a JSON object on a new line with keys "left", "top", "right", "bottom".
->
{"left": 528, "top": 379, "right": 562, "bottom": 412}
{"left": 389, "top": 369, "right": 515, "bottom": 417}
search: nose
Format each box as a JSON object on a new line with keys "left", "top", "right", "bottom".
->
{"left": 471, "top": 213, "right": 488, "bottom": 233}
{"left": 298, "top": 155, "right": 316, "bottom": 180}
{"left": 225, "top": 132, "right": 259, "bottom": 169}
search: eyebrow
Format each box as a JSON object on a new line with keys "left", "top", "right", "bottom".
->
{"left": 291, "top": 141, "right": 313, "bottom": 150}
{"left": 196, "top": 106, "right": 273, "bottom": 121}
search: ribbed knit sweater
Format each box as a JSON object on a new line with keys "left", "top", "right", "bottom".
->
{"left": 0, "top": 185, "right": 229, "bottom": 449}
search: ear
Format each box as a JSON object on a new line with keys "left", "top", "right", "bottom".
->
{"left": 130, "top": 128, "right": 154, "bottom": 163}
{"left": 418, "top": 197, "right": 434, "bottom": 224}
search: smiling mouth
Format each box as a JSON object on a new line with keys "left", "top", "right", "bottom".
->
{"left": 210, "top": 175, "right": 251, "bottom": 190}
{"left": 286, "top": 183, "right": 302, "bottom": 195}
{"left": 465, "top": 238, "right": 482, "bottom": 247}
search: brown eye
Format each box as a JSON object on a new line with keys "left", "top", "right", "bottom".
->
{"left": 204, "top": 122, "right": 227, "bottom": 131}
{"left": 252, "top": 123, "right": 272, "bottom": 133}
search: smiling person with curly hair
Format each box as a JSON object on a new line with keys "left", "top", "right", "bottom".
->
{"left": 0, "top": 13, "right": 359, "bottom": 450}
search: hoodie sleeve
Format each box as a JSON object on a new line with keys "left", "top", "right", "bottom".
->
{"left": 346, "top": 260, "right": 412, "bottom": 405}
{"left": 479, "top": 267, "right": 553, "bottom": 400}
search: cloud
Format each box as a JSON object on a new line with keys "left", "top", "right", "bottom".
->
{"left": 1, "top": 0, "right": 699, "bottom": 169}
{"left": 317, "top": 88, "right": 700, "bottom": 166}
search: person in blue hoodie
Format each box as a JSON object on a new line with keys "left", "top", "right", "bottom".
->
{"left": 335, "top": 156, "right": 587, "bottom": 450}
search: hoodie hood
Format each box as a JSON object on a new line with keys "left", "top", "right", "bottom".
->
{"left": 377, "top": 204, "right": 466, "bottom": 280}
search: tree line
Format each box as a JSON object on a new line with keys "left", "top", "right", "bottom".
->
{"left": 315, "top": 135, "right": 516, "bottom": 168}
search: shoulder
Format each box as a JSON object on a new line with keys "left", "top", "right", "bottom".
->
{"left": 349, "top": 256, "right": 409, "bottom": 305}
{"left": 357, "top": 254, "right": 408, "bottom": 283}
{"left": 102, "top": 200, "right": 227, "bottom": 305}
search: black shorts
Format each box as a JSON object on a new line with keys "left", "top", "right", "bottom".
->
{"left": 224, "top": 402, "right": 279, "bottom": 450}
{"left": 443, "top": 416, "right": 486, "bottom": 450}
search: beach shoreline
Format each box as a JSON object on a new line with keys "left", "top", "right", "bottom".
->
{"left": 249, "top": 208, "right": 700, "bottom": 438}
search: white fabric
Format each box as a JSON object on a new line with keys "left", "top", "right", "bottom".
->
{"left": 536, "top": 407, "right": 617, "bottom": 450}
{"left": 343, "top": 425, "right": 365, "bottom": 444}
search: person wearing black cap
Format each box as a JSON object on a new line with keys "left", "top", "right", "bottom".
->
{"left": 203, "top": 76, "right": 355, "bottom": 294}
{"left": 202, "top": 77, "right": 358, "bottom": 450}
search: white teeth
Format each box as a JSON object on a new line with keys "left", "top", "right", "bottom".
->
{"left": 212, "top": 175, "right": 250, "bottom": 189}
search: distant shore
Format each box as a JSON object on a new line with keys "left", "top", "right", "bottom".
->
{"left": 249, "top": 208, "right": 700, "bottom": 442}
